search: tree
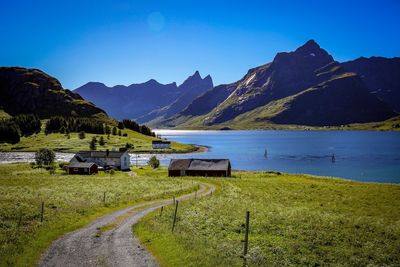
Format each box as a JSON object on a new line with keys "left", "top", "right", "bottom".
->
{"left": 112, "top": 126, "right": 117, "bottom": 135}
{"left": 118, "top": 130, "right": 122, "bottom": 136}
{"left": 99, "top": 136, "right": 105, "bottom": 146}
{"left": 105, "top": 125, "right": 111, "bottom": 135}
{"left": 0, "top": 121, "right": 20, "bottom": 144}
{"left": 125, "top": 143, "right": 134, "bottom": 149}
{"left": 90, "top": 137, "right": 97, "bottom": 150}
{"left": 148, "top": 156, "right": 160, "bottom": 169}
{"left": 79, "top": 131, "right": 86, "bottom": 139}
{"left": 35, "top": 148, "right": 55, "bottom": 166}
{"left": 117, "top": 121, "right": 125, "bottom": 129}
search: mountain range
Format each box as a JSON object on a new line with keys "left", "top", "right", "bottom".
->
{"left": 75, "top": 71, "right": 213, "bottom": 122}
{"left": 153, "top": 40, "right": 399, "bottom": 128}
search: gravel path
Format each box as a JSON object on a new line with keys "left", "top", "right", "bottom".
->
{"left": 38, "top": 183, "right": 215, "bottom": 267}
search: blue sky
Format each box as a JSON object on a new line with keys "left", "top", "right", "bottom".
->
{"left": 1, "top": 0, "right": 399, "bottom": 89}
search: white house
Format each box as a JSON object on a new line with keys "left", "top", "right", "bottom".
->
{"left": 70, "top": 149, "right": 131, "bottom": 170}
{"left": 152, "top": 140, "right": 171, "bottom": 149}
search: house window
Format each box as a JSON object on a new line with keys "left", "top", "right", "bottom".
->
{"left": 84, "top": 168, "right": 88, "bottom": 172}
{"left": 73, "top": 168, "right": 78, "bottom": 171}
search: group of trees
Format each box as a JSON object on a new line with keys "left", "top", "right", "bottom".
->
{"left": 0, "top": 114, "right": 41, "bottom": 144}
{"left": 121, "top": 119, "right": 155, "bottom": 137}
{"left": 45, "top": 117, "right": 105, "bottom": 135}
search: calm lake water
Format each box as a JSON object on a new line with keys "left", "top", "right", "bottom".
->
{"left": 155, "top": 130, "right": 400, "bottom": 184}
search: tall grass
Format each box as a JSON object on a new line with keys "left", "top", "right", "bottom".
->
{"left": 135, "top": 172, "right": 400, "bottom": 266}
{"left": 0, "top": 164, "right": 195, "bottom": 266}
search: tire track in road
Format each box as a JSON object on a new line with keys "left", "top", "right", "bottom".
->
{"left": 38, "top": 183, "right": 215, "bottom": 267}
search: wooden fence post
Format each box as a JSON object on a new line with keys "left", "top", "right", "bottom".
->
{"left": 40, "top": 202, "right": 44, "bottom": 223}
{"left": 172, "top": 200, "right": 179, "bottom": 232}
{"left": 103, "top": 192, "right": 106, "bottom": 204}
{"left": 241, "top": 210, "right": 250, "bottom": 266}
{"left": 160, "top": 206, "right": 164, "bottom": 218}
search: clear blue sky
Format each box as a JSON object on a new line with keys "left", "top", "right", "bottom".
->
{"left": 1, "top": 0, "right": 399, "bottom": 89}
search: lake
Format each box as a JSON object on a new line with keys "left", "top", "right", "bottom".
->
{"left": 155, "top": 130, "right": 400, "bottom": 183}
{"left": 1, "top": 130, "right": 399, "bottom": 183}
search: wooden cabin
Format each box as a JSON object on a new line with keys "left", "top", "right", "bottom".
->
{"left": 66, "top": 162, "right": 98, "bottom": 175}
{"left": 168, "top": 159, "right": 231, "bottom": 177}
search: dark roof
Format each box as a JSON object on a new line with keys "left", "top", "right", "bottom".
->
{"left": 152, "top": 140, "right": 171, "bottom": 144}
{"left": 168, "top": 159, "right": 230, "bottom": 171}
{"left": 67, "top": 162, "right": 97, "bottom": 168}
{"left": 75, "top": 151, "right": 127, "bottom": 159}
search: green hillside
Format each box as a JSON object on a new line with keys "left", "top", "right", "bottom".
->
{"left": 0, "top": 120, "right": 195, "bottom": 153}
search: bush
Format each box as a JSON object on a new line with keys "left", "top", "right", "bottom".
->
{"left": 0, "top": 120, "right": 20, "bottom": 144}
{"left": 112, "top": 127, "right": 117, "bottom": 135}
{"left": 58, "top": 162, "right": 68, "bottom": 169}
{"left": 35, "top": 148, "right": 55, "bottom": 166}
{"left": 148, "top": 156, "right": 160, "bottom": 169}
{"left": 99, "top": 136, "right": 105, "bottom": 146}
{"left": 125, "top": 143, "right": 134, "bottom": 149}
{"left": 90, "top": 137, "right": 97, "bottom": 150}
{"left": 79, "top": 131, "right": 86, "bottom": 139}
{"left": 122, "top": 133, "right": 128, "bottom": 137}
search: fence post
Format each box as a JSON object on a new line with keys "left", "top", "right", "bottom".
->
{"left": 40, "top": 202, "right": 44, "bottom": 223}
{"left": 160, "top": 206, "right": 164, "bottom": 218}
{"left": 103, "top": 192, "right": 106, "bottom": 204}
{"left": 241, "top": 210, "right": 250, "bottom": 266}
{"left": 172, "top": 200, "right": 179, "bottom": 232}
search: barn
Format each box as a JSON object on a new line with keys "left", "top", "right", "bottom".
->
{"left": 66, "top": 162, "right": 98, "bottom": 175}
{"left": 168, "top": 159, "right": 231, "bottom": 177}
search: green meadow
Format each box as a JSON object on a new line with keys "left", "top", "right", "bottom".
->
{"left": 0, "top": 163, "right": 197, "bottom": 266}
{"left": 1, "top": 163, "right": 399, "bottom": 267}
{"left": 134, "top": 171, "right": 400, "bottom": 267}
{"left": 0, "top": 123, "right": 194, "bottom": 153}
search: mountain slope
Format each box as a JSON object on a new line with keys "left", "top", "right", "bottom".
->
{"left": 159, "top": 40, "right": 398, "bottom": 128}
{"left": 231, "top": 73, "right": 396, "bottom": 126}
{"left": 341, "top": 57, "right": 400, "bottom": 112}
{"left": 0, "top": 67, "right": 106, "bottom": 118}
{"left": 75, "top": 71, "right": 213, "bottom": 121}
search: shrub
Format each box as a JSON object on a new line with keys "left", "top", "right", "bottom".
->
{"left": 35, "top": 148, "right": 55, "bottom": 166}
{"left": 79, "top": 131, "right": 86, "bottom": 139}
{"left": 99, "top": 136, "right": 105, "bottom": 146}
{"left": 125, "top": 143, "right": 134, "bottom": 149}
{"left": 112, "top": 127, "right": 117, "bottom": 135}
{"left": 90, "top": 137, "right": 97, "bottom": 150}
{"left": 148, "top": 156, "right": 160, "bottom": 169}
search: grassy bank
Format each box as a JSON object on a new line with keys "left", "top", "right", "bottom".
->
{"left": 0, "top": 163, "right": 197, "bottom": 266}
{"left": 0, "top": 125, "right": 194, "bottom": 153}
{"left": 134, "top": 171, "right": 400, "bottom": 266}
{"left": 172, "top": 115, "right": 400, "bottom": 131}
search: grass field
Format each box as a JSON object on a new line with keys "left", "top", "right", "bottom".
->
{"left": 134, "top": 171, "right": 400, "bottom": 266}
{"left": 0, "top": 163, "right": 197, "bottom": 266}
{"left": 0, "top": 123, "right": 194, "bottom": 153}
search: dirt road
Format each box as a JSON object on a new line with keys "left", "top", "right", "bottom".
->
{"left": 38, "top": 183, "right": 215, "bottom": 267}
